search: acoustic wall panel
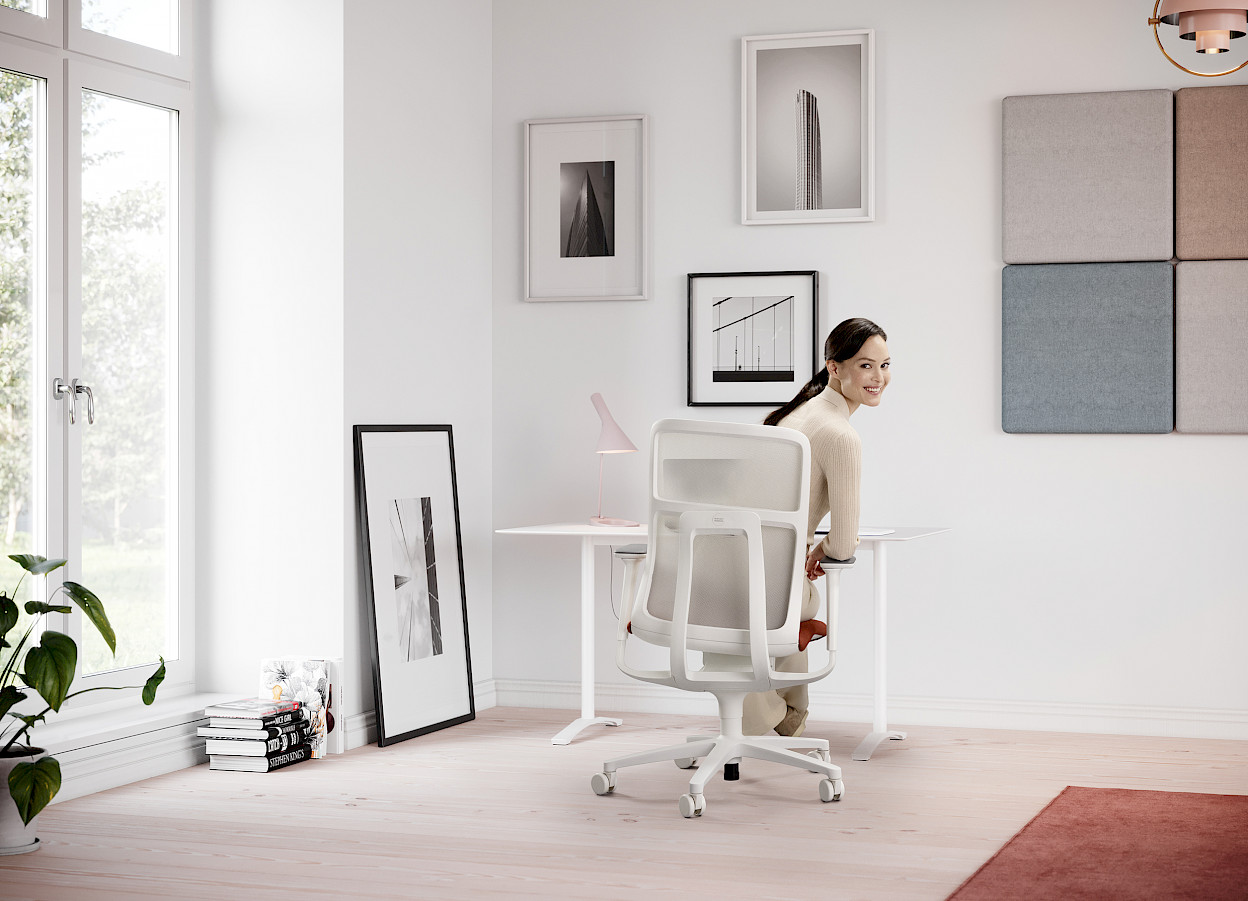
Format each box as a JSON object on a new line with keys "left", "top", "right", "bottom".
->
{"left": 1002, "top": 263, "right": 1174, "bottom": 434}
{"left": 1175, "top": 85, "right": 1248, "bottom": 261}
{"left": 1002, "top": 90, "right": 1173, "bottom": 265}
{"left": 1176, "top": 261, "right": 1248, "bottom": 433}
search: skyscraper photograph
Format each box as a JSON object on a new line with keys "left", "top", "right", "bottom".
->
{"left": 560, "top": 160, "right": 614, "bottom": 257}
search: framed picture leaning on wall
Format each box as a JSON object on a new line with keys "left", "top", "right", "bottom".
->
{"left": 353, "top": 424, "right": 475, "bottom": 746}
{"left": 524, "top": 114, "right": 650, "bottom": 301}
{"left": 688, "top": 270, "right": 819, "bottom": 406}
{"left": 742, "top": 30, "right": 875, "bottom": 224}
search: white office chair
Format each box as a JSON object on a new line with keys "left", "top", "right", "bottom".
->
{"left": 591, "top": 419, "right": 846, "bottom": 818}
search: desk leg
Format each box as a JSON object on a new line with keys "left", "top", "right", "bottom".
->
{"left": 551, "top": 536, "right": 623, "bottom": 745}
{"left": 852, "top": 542, "right": 907, "bottom": 761}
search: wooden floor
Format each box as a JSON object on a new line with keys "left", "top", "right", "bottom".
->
{"left": 3, "top": 707, "right": 1246, "bottom": 900}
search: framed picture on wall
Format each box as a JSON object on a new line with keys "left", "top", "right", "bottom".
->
{"left": 688, "top": 270, "right": 819, "bottom": 406}
{"left": 742, "top": 30, "right": 875, "bottom": 224}
{"left": 524, "top": 114, "right": 650, "bottom": 301}
{"left": 353, "top": 424, "right": 475, "bottom": 746}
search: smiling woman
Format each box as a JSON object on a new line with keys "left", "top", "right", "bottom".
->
{"left": 748, "top": 317, "right": 889, "bottom": 738}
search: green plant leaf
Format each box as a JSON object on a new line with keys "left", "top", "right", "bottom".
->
{"left": 8, "top": 756, "right": 61, "bottom": 825}
{"left": 61, "top": 582, "right": 115, "bottom": 655}
{"left": 0, "top": 595, "right": 17, "bottom": 638}
{"left": 142, "top": 653, "right": 167, "bottom": 703}
{"left": 7, "top": 555, "right": 67, "bottom": 576}
{"left": 23, "top": 601, "right": 72, "bottom": 616}
{"left": 0, "top": 685, "right": 26, "bottom": 720}
{"left": 20, "top": 632, "right": 76, "bottom": 712}
{"left": 142, "top": 657, "right": 166, "bottom": 705}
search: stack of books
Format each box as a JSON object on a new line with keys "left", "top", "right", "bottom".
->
{"left": 200, "top": 698, "right": 313, "bottom": 772}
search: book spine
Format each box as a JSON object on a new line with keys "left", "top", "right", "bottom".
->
{"left": 198, "top": 722, "right": 309, "bottom": 741}
{"left": 208, "top": 710, "right": 305, "bottom": 728}
{"left": 204, "top": 730, "right": 308, "bottom": 756}
{"left": 263, "top": 743, "right": 311, "bottom": 771}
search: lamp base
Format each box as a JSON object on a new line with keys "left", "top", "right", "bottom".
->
{"left": 589, "top": 515, "right": 639, "bottom": 527}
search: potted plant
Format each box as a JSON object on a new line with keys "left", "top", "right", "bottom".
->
{"left": 1, "top": 554, "right": 164, "bottom": 854}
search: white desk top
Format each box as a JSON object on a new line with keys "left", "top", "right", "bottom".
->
{"left": 498, "top": 523, "right": 949, "bottom": 542}
{"left": 496, "top": 522, "right": 647, "bottom": 539}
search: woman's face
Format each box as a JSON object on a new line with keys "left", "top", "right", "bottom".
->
{"left": 828, "top": 335, "right": 890, "bottom": 410}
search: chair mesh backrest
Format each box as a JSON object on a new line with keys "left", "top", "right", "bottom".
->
{"left": 637, "top": 422, "right": 807, "bottom": 643}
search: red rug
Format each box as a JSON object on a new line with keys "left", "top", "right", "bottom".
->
{"left": 948, "top": 786, "right": 1248, "bottom": 900}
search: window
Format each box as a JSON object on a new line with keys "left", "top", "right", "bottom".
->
{"left": 0, "top": 1, "right": 192, "bottom": 706}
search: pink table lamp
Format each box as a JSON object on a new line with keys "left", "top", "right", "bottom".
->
{"left": 590, "top": 393, "right": 639, "bottom": 527}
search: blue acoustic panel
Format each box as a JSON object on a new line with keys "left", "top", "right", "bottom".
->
{"left": 1002, "top": 90, "right": 1173, "bottom": 264}
{"left": 1176, "top": 261, "right": 1248, "bottom": 434}
{"left": 1002, "top": 263, "right": 1174, "bottom": 434}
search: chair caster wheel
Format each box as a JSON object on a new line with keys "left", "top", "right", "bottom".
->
{"left": 678, "top": 793, "right": 705, "bottom": 818}
{"left": 723, "top": 762, "right": 739, "bottom": 781}
{"left": 819, "top": 778, "right": 844, "bottom": 802}
{"left": 675, "top": 757, "right": 698, "bottom": 770}
{"left": 590, "top": 772, "right": 616, "bottom": 795}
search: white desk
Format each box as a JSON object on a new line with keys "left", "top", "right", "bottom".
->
{"left": 496, "top": 522, "right": 644, "bottom": 744}
{"left": 497, "top": 521, "right": 948, "bottom": 754}
{"left": 828, "top": 527, "right": 950, "bottom": 760}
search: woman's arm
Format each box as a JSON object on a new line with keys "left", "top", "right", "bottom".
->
{"left": 814, "top": 427, "right": 862, "bottom": 563}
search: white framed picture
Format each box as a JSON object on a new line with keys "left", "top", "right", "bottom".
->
{"left": 353, "top": 425, "right": 474, "bottom": 746}
{"left": 742, "top": 30, "right": 875, "bottom": 225}
{"left": 524, "top": 114, "right": 650, "bottom": 301}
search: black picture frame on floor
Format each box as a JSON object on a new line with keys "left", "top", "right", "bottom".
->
{"left": 353, "top": 424, "right": 475, "bottom": 746}
{"left": 687, "top": 270, "right": 819, "bottom": 406}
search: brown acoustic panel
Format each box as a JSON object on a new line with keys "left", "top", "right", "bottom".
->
{"left": 1175, "top": 85, "right": 1248, "bottom": 260}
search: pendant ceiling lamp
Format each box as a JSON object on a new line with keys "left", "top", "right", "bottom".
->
{"left": 1149, "top": 1, "right": 1248, "bottom": 76}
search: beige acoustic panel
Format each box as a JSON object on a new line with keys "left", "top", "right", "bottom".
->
{"left": 1175, "top": 85, "right": 1248, "bottom": 261}
{"left": 1002, "top": 90, "right": 1173, "bottom": 264}
{"left": 1175, "top": 261, "right": 1248, "bottom": 433}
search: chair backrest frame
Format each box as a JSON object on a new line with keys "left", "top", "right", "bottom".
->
{"left": 629, "top": 419, "right": 811, "bottom": 669}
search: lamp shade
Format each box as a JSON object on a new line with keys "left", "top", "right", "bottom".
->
{"left": 590, "top": 393, "right": 637, "bottom": 453}
{"left": 1158, "top": 3, "right": 1247, "bottom": 53}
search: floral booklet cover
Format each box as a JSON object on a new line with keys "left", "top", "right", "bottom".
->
{"left": 258, "top": 657, "right": 342, "bottom": 757}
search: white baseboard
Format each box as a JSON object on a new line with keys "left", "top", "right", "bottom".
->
{"left": 341, "top": 677, "right": 498, "bottom": 751}
{"left": 492, "top": 678, "right": 1248, "bottom": 742}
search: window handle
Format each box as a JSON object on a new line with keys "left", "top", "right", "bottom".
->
{"left": 52, "top": 378, "right": 95, "bottom": 425}
{"left": 53, "top": 377, "right": 77, "bottom": 424}
{"left": 72, "top": 379, "right": 95, "bottom": 425}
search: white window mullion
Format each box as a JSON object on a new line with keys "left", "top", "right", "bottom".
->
{"left": 0, "top": 2, "right": 63, "bottom": 48}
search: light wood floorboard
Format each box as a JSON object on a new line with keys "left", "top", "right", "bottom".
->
{"left": 2, "top": 707, "right": 1246, "bottom": 900}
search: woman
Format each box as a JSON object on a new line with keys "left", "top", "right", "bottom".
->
{"left": 742, "top": 317, "right": 890, "bottom": 737}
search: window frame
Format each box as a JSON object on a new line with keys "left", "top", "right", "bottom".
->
{"left": 0, "top": 2, "right": 195, "bottom": 717}
{"left": 67, "top": 0, "right": 190, "bottom": 81}
{"left": 0, "top": 2, "right": 63, "bottom": 48}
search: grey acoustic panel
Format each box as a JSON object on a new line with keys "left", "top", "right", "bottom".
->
{"left": 1002, "top": 90, "right": 1173, "bottom": 264}
{"left": 1002, "top": 263, "right": 1174, "bottom": 434}
{"left": 1176, "top": 261, "right": 1248, "bottom": 433}
{"left": 1175, "top": 85, "right": 1248, "bottom": 261}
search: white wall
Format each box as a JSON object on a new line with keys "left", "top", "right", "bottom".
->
{"left": 199, "top": 0, "right": 494, "bottom": 741}
{"left": 344, "top": 0, "right": 496, "bottom": 725}
{"left": 196, "top": 2, "right": 345, "bottom": 691}
{"left": 491, "top": 0, "right": 1248, "bottom": 736}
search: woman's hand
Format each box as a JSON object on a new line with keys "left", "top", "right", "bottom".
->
{"left": 804, "top": 544, "right": 826, "bottom": 581}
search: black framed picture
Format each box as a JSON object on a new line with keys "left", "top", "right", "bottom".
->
{"left": 353, "top": 424, "right": 474, "bottom": 746}
{"left": 687, "top": 270, "right": 819, "bottom": 406}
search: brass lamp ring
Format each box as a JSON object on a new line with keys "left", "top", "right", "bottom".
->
{"left": 1150, "top": 0, "right": 1248, "bottom": 77}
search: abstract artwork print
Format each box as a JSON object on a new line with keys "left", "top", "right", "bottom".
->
{"left": 711, "top": 294, "right": 795, "bottom": 383}
{"left": 389, "top": 496, "right": 443, "bottom": 662}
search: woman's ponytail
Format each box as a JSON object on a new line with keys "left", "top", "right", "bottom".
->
{"left": 763, "top": 367, "right": 829, "bottom": 426}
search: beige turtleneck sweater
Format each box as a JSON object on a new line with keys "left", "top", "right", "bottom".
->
{"left": 777, "top": 384, "right": 861, "bottom": 561}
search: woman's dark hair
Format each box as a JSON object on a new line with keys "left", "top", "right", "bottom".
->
{"left": 763, "top": 318, "right": 887, "bottom": 426}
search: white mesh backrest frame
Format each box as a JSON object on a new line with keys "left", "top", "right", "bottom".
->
{"left": 630, "top": 419, "right": 811, "bottom": 658}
